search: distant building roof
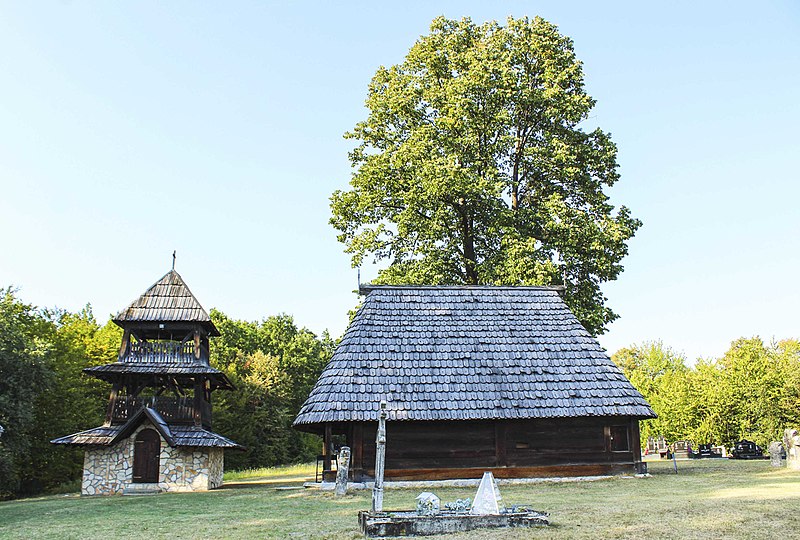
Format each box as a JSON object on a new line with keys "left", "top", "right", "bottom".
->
{"left": 113, "top": 270, "right": 219, "bottom": 336}
{"left": 294, "top": 286, "right": 655, "bottom": 427}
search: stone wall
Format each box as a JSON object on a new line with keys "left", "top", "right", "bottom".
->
{"left": 81, "top": 422, "right": 224, "bottom": 496}
{"left": 159, "top": 444, "right": 224, "bottom": 492}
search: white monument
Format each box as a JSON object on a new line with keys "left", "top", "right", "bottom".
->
{"left": 470, "top": 471, "right": 502, "bottom": 515}
{"left": 415, "top": 492, "right": 440, "bottom": 516}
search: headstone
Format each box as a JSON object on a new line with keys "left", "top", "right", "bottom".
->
{"left": 768, "top": 442, "right": 784, "bottom": 467}
{"left": 784, "top": 428, "right": 800, "bottom": 470}
{"left": 335, "top": 446, "right": 351, "bottom": 496}
{"left": 471, "top": 472, "right": 502, "bottom": 515}
{"left": 372, "top": 401, "right": 388, "bottom": 512}
{"left": 415, "top": 492, "right": 440, "bottom": 516}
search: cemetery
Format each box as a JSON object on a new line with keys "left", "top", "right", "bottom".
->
{"left": 1, "top": 459, "right": 797, "bottom": 539}
{"left": 1, "top": 6, "right": 798, "bottom": 540}
{"left": 4, "top": 270, "right": 791, "bottom": 538}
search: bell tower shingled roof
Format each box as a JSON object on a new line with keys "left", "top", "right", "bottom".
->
{"left": 113, "top": 270, "right": 219, "bottom": 336}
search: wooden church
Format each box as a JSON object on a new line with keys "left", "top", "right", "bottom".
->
{"left": 52, "top": 269, "right": 241, "bottom": 495}
{"left": 294, "top": 285, "right": 656, "bottom": 482}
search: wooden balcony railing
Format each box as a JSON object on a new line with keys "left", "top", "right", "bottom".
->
{"left": 123, "top": 340, "right": 209, "bottom": 364}
{"left": 111, "top": 395, "right": 211, "bottom": 425}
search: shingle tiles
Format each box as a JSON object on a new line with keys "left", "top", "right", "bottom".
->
{"left": 113, "top": 270, "right": 219, "bottom": 334}
{"left": 294, "top": 286, "right": 655, "bottom": 426}
{"left": 51, "top": 423, "right": 242, "bottom": 449}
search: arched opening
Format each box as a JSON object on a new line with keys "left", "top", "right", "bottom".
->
{"left": 132, "top": 429, "right": 161, "bottom": 483}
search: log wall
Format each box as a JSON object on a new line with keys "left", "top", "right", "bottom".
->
{"left": 337, "top": 416, "right": 641, "bottom": 481}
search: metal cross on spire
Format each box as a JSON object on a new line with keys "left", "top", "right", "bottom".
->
{"left": 172, "top": 250, "right": 176, "bottom": 270}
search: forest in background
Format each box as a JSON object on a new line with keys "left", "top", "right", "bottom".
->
{"left": 613, "top": 340, "right": 800, "bottom": 451}
{"left": 1, "top": 286, "right": 798, "bottom": 499}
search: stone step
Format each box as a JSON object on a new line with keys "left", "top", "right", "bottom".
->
{"left": 123, "top": 484, "right": 162, "bottom": 496}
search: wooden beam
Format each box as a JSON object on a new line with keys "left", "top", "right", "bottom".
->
{"left": 118, "top": 329, "right": 131, "bottom": 360}
{"left": 194, "top": 329, "right": 201, "bottom": 361}
{"left": 131, "top": 379, "right": 148, "bottom": 398}
{"left": 104, "top": 382, "right": 121, "bottom": 426}
{"left": 193, "top": 377, "right": 203, "bottom": 426}
{"left": 323, "top": 424, "right": 333, "bottom": 472}
{"left": 630, "top": 418, "right": 642, "bottom": 467}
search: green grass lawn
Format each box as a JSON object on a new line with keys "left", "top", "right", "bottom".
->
{"left": 1, "top": 460, "right": 797, "bottom": 539}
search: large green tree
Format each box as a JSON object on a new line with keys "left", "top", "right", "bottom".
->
{"left": 613, "top": 341, "right": 693, "bottom": 443}
{"left": 209, "top": 310, "right": 334, "bottom": 470}
{"left": 25, "top": 309, "right": 118, "bottom": 493}
{"left": 0, "top": 295, "right": 117, "bottom": 498}
{"left": 331, "top": 16, "right": 640, "bottom": 334}
{"left": 0, "top": 289, "right": 51, "bottom": 498}
{"left": 615, "top": 338, "right": 800, "bottom": 450}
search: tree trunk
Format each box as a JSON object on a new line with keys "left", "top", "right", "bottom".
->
{"left": 462, "top": 213, "right": 478, "bottom": 284}
{"left": 511, "top": 128, "right": 524, "bottom": 210}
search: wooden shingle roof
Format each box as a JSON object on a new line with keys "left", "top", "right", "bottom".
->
{"left": 113, "top": 270, "right": 219, "bottom": 335}
{"left": 294, "top": 286, "right": 655, "bottom": 427}
{"left": 83, "top": 363, "right": 233, "bottom": 389}
{"left": 50, "top": 408, "right": 243, "bottom": 449}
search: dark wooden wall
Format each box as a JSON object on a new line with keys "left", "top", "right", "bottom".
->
{"left": 332, "top": 416, "right": 642, "bottom": 481}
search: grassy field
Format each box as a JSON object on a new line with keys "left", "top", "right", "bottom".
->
{"left": 1, "top": 460, "right": 797, "bottom": 539}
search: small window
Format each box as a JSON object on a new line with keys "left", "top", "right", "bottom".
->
{"left": 610, "top": 425, "right": 629, "bottom": 452}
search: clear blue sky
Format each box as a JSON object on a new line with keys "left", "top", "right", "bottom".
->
{"left": 1, "top": 1, "right": 798, "bottom": 362}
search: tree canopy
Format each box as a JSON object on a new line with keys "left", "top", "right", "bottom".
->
{"left": 331, "top": 16, "right": 640, "bottom": 334}
{"left": 613, "top": 339, "right": 800, "bottom": 449}
{"left": 209, "top": 310, "right": 334, "bottom": 470}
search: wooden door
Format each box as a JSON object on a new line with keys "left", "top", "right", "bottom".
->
{"left": 132, "top": 429, "right": 161, "bottom": 483}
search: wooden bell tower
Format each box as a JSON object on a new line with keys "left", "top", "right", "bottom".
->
{"left": 52, "top": 269, "right": 241, "bottom": 495}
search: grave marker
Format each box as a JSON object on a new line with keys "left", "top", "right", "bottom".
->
{"left": 335, "top": 446, "right": 351, "bottom": 496}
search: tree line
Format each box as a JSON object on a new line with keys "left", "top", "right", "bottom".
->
{"left": 613, "top": 339, "right": 800, "bottom": 451}
{"left": 3, "top": 283, "right": 799, "bottom": 500}
{"left": 0, "top": 288, "right": 333, "bottom": 499}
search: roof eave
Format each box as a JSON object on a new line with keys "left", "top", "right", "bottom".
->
{"left": 358, "top": 284, "right": 566, "bottom": 296}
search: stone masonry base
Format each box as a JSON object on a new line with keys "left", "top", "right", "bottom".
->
{"left": 81, "top": 421, "right": 224, "bottom": 496}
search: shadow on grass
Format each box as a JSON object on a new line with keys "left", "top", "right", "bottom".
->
{"left": 221, "top": 475, "right": 314, "bottom": 489}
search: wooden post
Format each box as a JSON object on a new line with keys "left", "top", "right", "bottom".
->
{"left": 193, "top": 378, "right": 203, "bottom": 426}
{"left": 204, "top": 380, "right": 212, "bottom": 429}
{"left": 118, "top": 329, "right": 131, "bottom": 360}
{"left": 194, "top": 329, "right": 201, "bottom": 361}
{"left": 631, "top": 418, "right": 643, "bottom": 473}
{"left": 104, "top": 382, "right": 121, "bottom": 426}
{"left": 372, "top": 401, "right": 387, "bottom": 513}
{"left": 323, "top": 424, "right": 333, "bottom": 474}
